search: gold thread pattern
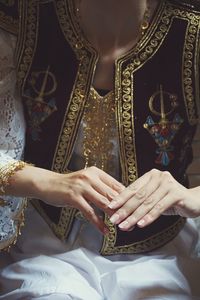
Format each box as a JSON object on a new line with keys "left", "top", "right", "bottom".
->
{"left": 83, "top": 87, "right": 116, "bottom": 173}
{"left": 53, "top": 0, "right": 96, "bottom": 172}
{"left": 101, "top": 217, "right": 185, "bottom": 255}
{"left": 121, "top": 69, "right": 137, "bottom": 185}
{"left": 101, "top": 2, "right": 200, "bottom": 254}
{"left": 52, "top": 207, "right": 77, "bottom": 240}
{"left": 17, "top": 0, "right": 39, "bottom": 89}
{"left": 182, "top": 15, "right": 200, "bottom": 124}
{"left": 115, "top": 1, "right": 200, "bottom": 187}
{"left": 48, "top": 0, "right": 97, "bottom": 240}
{"left": 115, "top": 1, "right": 169, "bottom": 188}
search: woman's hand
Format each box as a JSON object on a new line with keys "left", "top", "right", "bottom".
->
{"left": 108, "top": 169, "right": 200, "bottom": 231}
{"left": 8, "top": 165, "right": 124, "bottom": 235}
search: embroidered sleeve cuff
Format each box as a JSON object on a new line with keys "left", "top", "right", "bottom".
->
{"left": 0, "top": 160, "right": 27, "bottom": 194}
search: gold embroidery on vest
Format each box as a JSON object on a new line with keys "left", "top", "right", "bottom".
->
{"left": 101, "top": 1, "right": 194, "bottom": 255}
{"left": 16, "top": 0, "right": 39, "bottom": 88}
{"left": 101, "top": 217, "right": 185, "bottom": 255}
{"left": 83, "top": 88, "right": 116, "bottom": 174}
{"left": 50, "top": 0, "right": 98, "bottom": 240}
{"left": 115, "top": 0, "right": 168, "bottom": 188}
{"left": 182, "top": 12, "right": 200, "bottom": 124}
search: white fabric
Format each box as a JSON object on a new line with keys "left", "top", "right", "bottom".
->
{"left": 0, "top": 204, "right": 200, "bottom": 300}
{"left": 0, "top": 28, "right": 26, "bottom": 249}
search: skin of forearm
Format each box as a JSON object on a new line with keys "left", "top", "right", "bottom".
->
{"left": 5, "top": 166, "right": 58, "bottom": 199}
{"left": 4, "top": 165, "right": 122, "bottom": 233}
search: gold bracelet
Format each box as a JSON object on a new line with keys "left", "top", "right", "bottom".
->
{"left": 0, "top": 161, "right": 28, "bottom": 194}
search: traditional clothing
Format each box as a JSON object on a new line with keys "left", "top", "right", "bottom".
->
{"left": 0, "top": 0, "right": 200, "bottom": 299}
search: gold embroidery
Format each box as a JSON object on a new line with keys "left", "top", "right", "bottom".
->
{"left": 48, "top": 0, "right": 98, "bottom": 240}
{"left": 101, "top": 1, "right": 199, "bottom": 255}
{"left": 53, "top": 0, "right": 97, "bottom": 171}
{"left": 115, "top": 1, "right": 168, "bottom": 188}
{"left": 114, "top": 1, "right": 200, "bottom": 186}
{"left": 52, "top": 207, "right": 77, "bottom": 240}
{"left": 101, "top": 217, "right": 185, "bottom": 255}
{"left": 182, "top": 14, "right": 200, "bottom": 124}
{"left": 16, "top": 0, "right": 39, "bottom": 89}
{"left": 83, "top": 88, "right": 116, "bottom": 173}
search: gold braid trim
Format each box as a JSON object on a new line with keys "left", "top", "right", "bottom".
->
{"left": 0, "top": 197, "right": 27, "bottom": 252}
{"left": 0, "top": 161, "right": 27, "bottom": 194}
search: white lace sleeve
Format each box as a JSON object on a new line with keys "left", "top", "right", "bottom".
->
{"left": 0, "top": 28, "right": 27, "bottom": 251}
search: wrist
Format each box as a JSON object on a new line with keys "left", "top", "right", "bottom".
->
{"left": 6, "top": 165, "right": 58, "bottom": 199}
{"left": 0, "top": 161, "right": 28, "bottom": 195}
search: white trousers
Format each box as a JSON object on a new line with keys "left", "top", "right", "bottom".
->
{"left": 0, "top": 204, "right": 200, "bottom": 300}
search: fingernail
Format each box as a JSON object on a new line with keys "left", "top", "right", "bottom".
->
{"left": 118, "top": 220, "right": 129, "bottom": 229}
{"left": 137, "top": 219, "right": 145, "bottom": 226}
{"left": 108, "top": 201, "right": 117, "bottom": 209}
{"left": 110, "top": 214, "right": 119, "bottom": 224}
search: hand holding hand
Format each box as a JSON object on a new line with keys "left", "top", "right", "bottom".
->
{"left": 34, "top": 166, "right": 124, "bottom": 234}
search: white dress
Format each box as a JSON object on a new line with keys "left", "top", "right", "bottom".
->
{"left": 0, "top": 29, "right": 200, "bottom": 300}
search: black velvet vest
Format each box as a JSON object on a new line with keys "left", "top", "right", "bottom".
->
{"left": 0, "top": 0, "right": 200, "bottom": 255}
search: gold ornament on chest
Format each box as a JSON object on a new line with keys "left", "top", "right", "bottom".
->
{"left": 83, "top": 88, "right": 116, "bottom": 174}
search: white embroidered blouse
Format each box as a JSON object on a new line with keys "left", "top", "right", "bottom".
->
{"left": 0, "top": 28, "right": 26, "bottom": 250}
